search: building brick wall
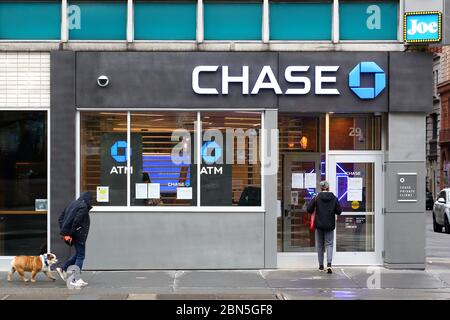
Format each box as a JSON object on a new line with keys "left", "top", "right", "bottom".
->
{"left": 0, "top": 52, "right": 50, "bottom": 107}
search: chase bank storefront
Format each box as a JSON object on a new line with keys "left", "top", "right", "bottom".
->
{"left": 49, "top": 51, "right": 431, "bottom": 270}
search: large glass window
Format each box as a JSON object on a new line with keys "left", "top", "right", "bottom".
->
{"left": 201, "top": 112, "right": 261, "bottom": 206}
{"left": 68, "top": 1, "right": 127, "bottom": 40}
{"left": 0, "top": 111, "right": 47, "bottom": 256}
{"left": 204, "top": 1, "right": 262, "bottom": 40}
{"left": 270, "top": 1, "right": 332, "bottom": 41}
{"left": 0, "top": 1, "right": 60, "bottom": 40}
{"left": 339, "top": 1, "right": 398, "bottom": 40}
{"left": 130, "top": 112, "right": 197, "bottom": 206}
{"left": 80, "top": 111, "right": 262, "bottom": 208}
{"left": 329, "top": 114, "right": 381, "bottom": 150}
{"left": 134, "top": 1, "right": 196, "bottom": 40}
{"left": 80, "top": 112, "right": 128, "bottom": 206}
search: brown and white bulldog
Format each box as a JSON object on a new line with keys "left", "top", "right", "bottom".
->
{"left": 7, "top": 253, "right": 58, "bottom": 282}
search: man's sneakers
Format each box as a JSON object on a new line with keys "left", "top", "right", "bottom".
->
{"left": 68, "top": 278, "right": 88, "bottom": 289}
{"left": 319, "top": 265, "right": 324, "bottom": 272}
{"left": 75, "top": 278, "right": 88, "bottom": 287}
{"left": 55, "top": 267, "right": 66, "bottom": 281}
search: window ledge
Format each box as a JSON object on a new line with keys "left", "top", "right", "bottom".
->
{"left": 91, "top": 206, "right": 265, "bottom": 213}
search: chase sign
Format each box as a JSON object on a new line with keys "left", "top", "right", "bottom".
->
{"left": 348, "top": 62, "right": 386, "bottom": 100}
{"left": 404, "top": 11, "right": 442, "bottom": 43}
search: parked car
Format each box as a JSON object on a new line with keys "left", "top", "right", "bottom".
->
{"left": 433, "top": 188, "right": 450, "bottom": 234}
{"left": 426, "top": 191, "right": 434, "bottom": 210}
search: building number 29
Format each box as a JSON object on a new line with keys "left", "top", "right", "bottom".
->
{"left": 349, "top": 127, "right": 363, "bottom": 138}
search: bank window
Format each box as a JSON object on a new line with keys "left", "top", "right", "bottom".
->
{"left": 0, "top": 1, "right": 60, "bottom": 40}
{"left": 201, "top": 112, "right": 261, "bottom": 206}
{"left": 270, "top": 1, "right": 332, "bottom": 41}
{"left": 339, "top": 0, "right": 398, "bottom": 41}
{"left": 80, "top": 111, "right": 262, "bottom": 208}
{"left": 80, "top": 112, "right": 128, "bottom": 206}
{"left": 130, "top": 112, "right": 197, "bottom": 206}
{"left": 204, "top": 1, "right": 262, "bottom": 40}
{"left": 68, "top": 1, "right": 127, "bottom": 40}
{"left": 329, "top": 114, "right": 381, "bottom": 150}
{"left": 0, "top": 111, "right": 47, "bottom": 255}
{"left": 134, "top": 1, "right": 197, "bottom": 40}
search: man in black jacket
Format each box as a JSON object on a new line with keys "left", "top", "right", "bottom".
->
{"left": 307, "top": 181, "right": 342, "bottom": 274}
{"left": 56, "top": 191, "right": 93, "bottom": 287}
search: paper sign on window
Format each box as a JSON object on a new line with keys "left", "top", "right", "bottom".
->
{"left": 148, "top": 183, "right": 160, "bottom": 199}
{"left": 348, "top": 178, "right": 363, "bottom": 190}
{"left": 292, "top": 173, "right": 304, "bottom": 189}
{"left": 177, "top": 187, "right": 192, "bottom": 200}
{"left": 304, "top": 173, "right": 316, "bottom": 189}
{"left": 347, "top": 189, "right": 363, "bottom": 202}
{"left": 291, "top": 191, "right": 299, "bottom": 206}
{"left": 135, "top": 183, "right": 148, "bottom": 199}
{"left": 97, "top": 186, "right": 109, "bottom": 203}
{"left": 35, "top": 199, "right": 48, "bottom": 211}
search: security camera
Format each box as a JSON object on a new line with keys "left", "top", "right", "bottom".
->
{"left": 97, "top": 75, "right": 109, "bottom": 87}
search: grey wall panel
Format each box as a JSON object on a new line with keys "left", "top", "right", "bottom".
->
{"left": 384, "top": 211, "right": 426, "bottom": 267}
{"left": 384, "top": 112, "right": 426, "bottom": 269}
{"left": 75, "top": 52, "right": 431, "bottom": 113}
{"left": 387, "top": 113, "right": 426, "bottom": 162}
{"left": 385, "top": 162, "right": 426, "bottom": 213}
{"left": 264, "top": 110, "right": 278, "bottom": 268}
{"left": 76, "top": 52, "right": 278, "bottom": 109}
{"left": 389, "top": 53, "right": 433, "bottom": 112}
{"left": 50, "top": 51, "right": 76, "bottom": 258}
{"left": 84, "top": 212, "right": 265, "bottom": 269}
{"left": 278, "top": 52, "right": 389, "bottom": 113}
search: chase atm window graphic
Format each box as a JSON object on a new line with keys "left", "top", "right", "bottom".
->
{"left": 404, "top": 11, "right": 442, "bottom": 43}
{"left": 348, "top": 62, "right": 386, "bottom": 100}
{"left": 201, "top": 141, "right": 222, "bottom": 165}
{"left": 111, "top": 140, "right": 131, "bottom": 163}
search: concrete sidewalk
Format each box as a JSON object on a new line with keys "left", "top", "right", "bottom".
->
{"left": 2, "top": 262, "right": 450, "bottom": 300}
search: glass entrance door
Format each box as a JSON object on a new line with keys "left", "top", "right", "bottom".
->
{"left": 282, "top": 153, "right": 321, "bottom": 252}
{"left": 328, "top": 154, "right": 383, "bottom": 265}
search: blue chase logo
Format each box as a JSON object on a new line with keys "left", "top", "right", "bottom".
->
{"left": 404, "top": 11, "right": 442, "bottom": 43}
{"left": 201, "top": 141, "right": 222, "bottom": 165}
{"left": 348, "top": 61, "right": 386, "bottom": 100}
{"left": 111, "top": 140, "right": 132, "bottom": 163}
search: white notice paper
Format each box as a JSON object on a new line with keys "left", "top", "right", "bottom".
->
{"left": 135, "top": 183, "right": 148, "bottom": 199}
{"left": 348, "top": 177, "right": 363, "bottom": 190}
{"left": 347, "top": 189, "right": 363, "bottom": 201}
{"left": 304, "top": 173, "right": 317, "bottom": 189}
{"left": 147, "top": 183, "right": 160, "bottom": 199}
{"left": 292, "top": 173, "right": 304, "bottom": 189}
{"left": 291, "top": 191, "right": 299, "bottom": 206}
{"left": 96, "top": 186, "right": 109, "bottom": 203}
{"left": 177, "top": 187, "right": 193, "bottom": 200}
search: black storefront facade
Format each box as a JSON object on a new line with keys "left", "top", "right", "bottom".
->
{"left": 49, "top": 51, "right": 431, "bottom": 269}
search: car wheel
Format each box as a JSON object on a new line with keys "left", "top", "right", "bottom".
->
{"left": 433, "top": 212, "right": 443, "bottom": 233}
{"left": 445, "top": 215, "right": 450, "bottom": 234}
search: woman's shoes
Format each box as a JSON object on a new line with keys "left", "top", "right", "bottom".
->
{"left": 318, "top": 264, "right": 332, "bottom": 274}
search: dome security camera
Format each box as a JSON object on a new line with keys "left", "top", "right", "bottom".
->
{"left": 97, "top": 75, "right": 109, "bottom": 87}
